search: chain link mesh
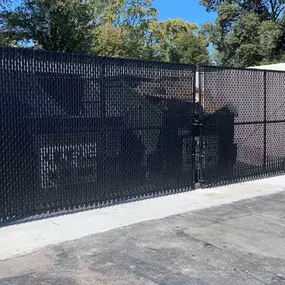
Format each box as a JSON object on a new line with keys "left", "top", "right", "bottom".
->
{"left": 0, "top": 48, "right": 196, "bottom": 222}
{"left": 200, "top": 66, "right": 285, "bottom": 186}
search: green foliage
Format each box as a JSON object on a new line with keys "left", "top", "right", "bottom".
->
{"left": 200, "top": 0, "right": 285, "bottom": 21}
{"left": 3, "top": 0, "right": 98, "bottom": 52}
{"left": 92, "top": 23, "right": 128, "bottom": 57}
{"left": 201, "top": 0, "right": 285, "bottom": 66}
{"left": 259, "top": 20, "right": 282, "bottom": 59}
{"left": 173, "top": 32, "right": 210, "bottom": 64}
{"left": 0, "top": 0, "right": 13, "bottom": 46}
{"left": 0, "top": 0, "right": 210, "bottom": 65}
{"left": 161, "top": 19, "right": 209, "bottom": 64}
{"left": 150, "top": 19, "right": 196, "bottom": 60}
{"left": 149, "top": 19, "right": 210, "bottom": 64}
{"left": 89, "top": 0, "right": 158, "bottom": 59}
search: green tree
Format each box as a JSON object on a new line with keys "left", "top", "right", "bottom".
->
{"left": 96, "top": 0, "right": 158, "bottom": 59}
{"left": 3, "top": 0, "right": 159, "bottom": 58}
{"left": 0, "top": 0, "right": 210, "bottom": 65}
{"left": 0, "top": 0, "right": 13, "bottom": 46}
{"left": 93, "top": 16, "right": 210, "bottom": 63}
{"left": 150, "top": 19, "right": 195, "bottom": 61}
{"left": 150, "top": 19, "right": 210, "bottom": 64}
{"left": 200, "top": 0, "right": 285, "bottom": 21}
{"left": 172, "top": 31, "right": 210, "bottom": 64}
{"left": 92, "top": 22, "right": 128, "bottom": 57}
{"left": 201, "top": 1, "right": 284, "bottom": 66}
{"left": 3, "top": 0, "right": 99, "bottom": 52}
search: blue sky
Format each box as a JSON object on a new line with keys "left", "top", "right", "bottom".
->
{"left": 153, "top": 0, "right": 216, "bottom": 27}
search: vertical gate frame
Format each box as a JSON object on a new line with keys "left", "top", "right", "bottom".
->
{"left": 195, "top": 65, "right": 205, "bottom": 186}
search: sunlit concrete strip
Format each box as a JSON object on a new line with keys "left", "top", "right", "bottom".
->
{"left": 1, "top": 175, "right": 285, "bottom": 261}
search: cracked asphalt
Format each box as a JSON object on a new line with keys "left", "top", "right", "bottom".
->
{"left": 1, "top": 191, "right": 285, "bottom": 285}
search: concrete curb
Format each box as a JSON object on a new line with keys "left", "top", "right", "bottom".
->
{"left": 0, "top": 175, "right": 285, "bottom": 261}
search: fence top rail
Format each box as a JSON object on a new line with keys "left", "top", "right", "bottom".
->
{"left": 199, "top": 64, "right": 285, "bottom": 75}
{"left": 0, "top": 46, "right": 196, "bottom": 71}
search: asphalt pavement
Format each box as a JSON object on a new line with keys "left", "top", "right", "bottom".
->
{"left": 1, "top": 191, "right": 285, "bottom": 285}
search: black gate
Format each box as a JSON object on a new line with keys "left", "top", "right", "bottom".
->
{"left": 0, "top": 48, "right": 197, "bottom": 222}
{"left": 199, "top": 65, "right": 285, "bottom": 187}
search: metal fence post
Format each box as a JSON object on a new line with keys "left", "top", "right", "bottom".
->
{"left": 100, "top": 62, "right": 106, "bottom": 200}
{"left": 263, "top": 71, "right": 267, "bottom": 169}
{"left": 192, "top": 65, "right": 196, "bottom": 188}
{"left": 197, "top": 65, "right": 204, "bottom": 186}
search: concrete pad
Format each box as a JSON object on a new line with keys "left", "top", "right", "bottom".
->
{"left": 1, "top": 189, "right": 285, "bottom": 284}
{"left": 0, "top": 175, "right": 285, "bottom": 261}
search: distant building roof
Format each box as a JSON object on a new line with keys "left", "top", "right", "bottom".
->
{"left": 247, "top": 63, "right": 285, "bottom": 71}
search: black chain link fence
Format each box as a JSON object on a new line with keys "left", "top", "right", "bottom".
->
{"left": 0, "top": 47, "right": 196, "bottom": 222}
{"left": 200, "top": 66, "right": 285, "bottom": 186}
{"left": 3, "top": 49, "right": 285, "bottom": 223}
